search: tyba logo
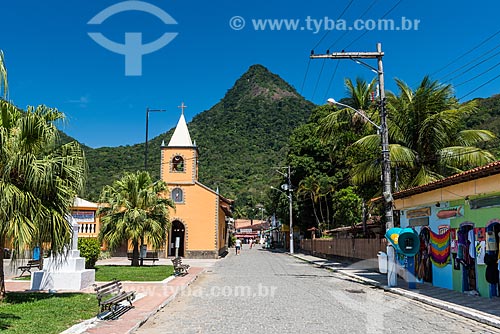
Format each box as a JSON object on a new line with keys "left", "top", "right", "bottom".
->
{"left": 88, "top": 1, "right": 178, "bottom": 76}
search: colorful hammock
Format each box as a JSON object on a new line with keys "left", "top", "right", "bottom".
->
{"left": 429, "top": 228, "right": 451, "bottom": 267}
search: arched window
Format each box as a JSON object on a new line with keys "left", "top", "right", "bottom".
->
{"left": 172, "top": 188, "right": 183, "bottom": 203}
{"left": 172, "top": 155, "right": 184, "bottom": 172}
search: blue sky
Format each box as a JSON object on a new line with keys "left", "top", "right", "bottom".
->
{"left": 2, "top": 0, "right": 500, "bottom": 148}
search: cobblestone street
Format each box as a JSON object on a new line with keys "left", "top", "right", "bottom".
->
{"left": 135, "top": 246, "right": 500, "bottom": 334}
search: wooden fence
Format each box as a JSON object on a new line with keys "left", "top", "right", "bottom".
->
{"left": 300, "top": 238, "right": 387, "bottom": 260}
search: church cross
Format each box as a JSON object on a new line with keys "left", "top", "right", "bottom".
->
{"left": 178, "top": 102, "right": 187, "bottom": 114}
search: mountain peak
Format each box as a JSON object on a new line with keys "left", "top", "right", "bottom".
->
{"left": 227, "top": 64, "right": 299, "bottom": 101}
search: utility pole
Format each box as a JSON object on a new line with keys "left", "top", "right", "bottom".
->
{"left": 144, "top": 107, "right": 166, "bottom": 171}
{"left": 311, "top": 42, "right": 395, "bottom": 286}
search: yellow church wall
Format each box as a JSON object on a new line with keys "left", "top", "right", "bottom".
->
{"left": 394, "top": 174, "right": 500, "bottom": 210}
{"left": 168, "top": 184, "right": 218, "bottom": 252}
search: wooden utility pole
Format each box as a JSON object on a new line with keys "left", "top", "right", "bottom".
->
{"left": 311, "top": 43, "right": 396, "bottom": 286}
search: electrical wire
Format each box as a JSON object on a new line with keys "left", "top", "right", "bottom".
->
{"left": 431, "top": 29, "right": 500, "bottom": 77}
{"left": 326, "top": 0, "right": 379, "bottom": 51}
{"left": 311, "top": 0, "right": 355, "bottom": 51}
{"left": 440, "top": 42, "right": 500, "bottom": 82}
{"left": 322, "top": 60, "right": 341, "bottom": 102}
{"left": 455, "top": 59, "right": 500, "bottom": 88}
{"left": 458, "top": 71, "right": 500, "bottom": 101}
{"left": 311, "top": 58, "right": 327, "bottom": 101}
{"left": 343, "top": 0, "right": 404, "bottom": 50}
{"left": 300, "top": 58, "right": 311, "bottom": 95}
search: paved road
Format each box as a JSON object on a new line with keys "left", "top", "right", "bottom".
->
{"left": 136, "top": 246, "right": 500, "bottom": 334}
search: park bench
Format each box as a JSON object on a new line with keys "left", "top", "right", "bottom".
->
{"left": 127, "top": 251, "right": 159, "bottom": 264}
{"left": 93, "top": 280, "right": 136, "bottom": 319}
{"left": 171, "top": 257, "right": 190, "bottom": 275}
{"left": 17, "top": 259, "right": 42, "bottom": 276}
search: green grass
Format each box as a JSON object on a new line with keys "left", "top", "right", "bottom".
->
{"left": 0, "top": 292, "right": 97, "bottom": 334}
{"left": 95, "top": 265, "right": 174, "bottom": 281}
{"left": 12, "top": 276, "right": 30, "bottom": 281}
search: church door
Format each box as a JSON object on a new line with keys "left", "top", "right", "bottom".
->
{"left": 170, "top": 220, "right": 185, "bottom": 257}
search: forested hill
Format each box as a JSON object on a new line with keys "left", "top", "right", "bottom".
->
{"left": 81, "top": 65, "right": 315, "bottom": 210}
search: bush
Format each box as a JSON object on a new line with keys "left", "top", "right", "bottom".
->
{"left": 78, "top": 238, "right": 101, "bottom": 269}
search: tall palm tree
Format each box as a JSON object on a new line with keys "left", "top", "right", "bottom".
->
{"left": 0, "top": 50, "right": 7, "bottom": 98}
{"left": 98, "top": 171, "right": 174, "bottom": 266}
{"left": 0, "top": 100, "right": 87, "bottom": 298}
{"left": 349, "top": 76, "right": 496, "bottom": 189}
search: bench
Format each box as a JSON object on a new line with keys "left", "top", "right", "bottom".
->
{"left": 93, "top": 280, "right": 136, "bottom": 319}
{"left": 17, "top": 259, "right": 42, "bottom": 276}
{"left": 127, "top": 251, "right": 159, "bottom": 264}
{"left": 171, "top": 257, "right": 190, "bottom": 275}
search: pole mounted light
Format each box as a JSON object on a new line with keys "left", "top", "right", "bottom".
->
{"left": 145, "top": 107, "right": 166, "bottom": 171}
{"left": 316, "top": 43, "right": 396, "bottom": 287}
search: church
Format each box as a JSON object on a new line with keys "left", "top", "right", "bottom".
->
{"left": 160, "top": 105, "right": 233, "bottom": 259}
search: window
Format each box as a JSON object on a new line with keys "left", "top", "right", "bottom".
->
{"left": 172, "top": 188, "right": 183, "bottom": 203}
{"left": 172, "top": 155, "right": 184, "bottom": 172}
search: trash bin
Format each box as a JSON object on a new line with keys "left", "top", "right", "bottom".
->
{"left": 377, "top": 251, "right": 388, "bottom": 274}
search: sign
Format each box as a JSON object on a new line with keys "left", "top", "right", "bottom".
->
{"left": 71, "top": 210, "right": 95, "bottom": 223}
{"left": 406, "top": 207, "right": 430, "bottom": 219}
{"left": 239, "top": 229, "right": 253, "bottom": 233}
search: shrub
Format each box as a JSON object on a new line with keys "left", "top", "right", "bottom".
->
{"left": 78, "top": 238, "right": 101, "bottom": 269}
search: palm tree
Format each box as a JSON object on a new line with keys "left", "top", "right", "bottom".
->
{"left": 0, "top": 100, "right": 87, "bottom": 298}
{"left": 0, "top": 50, "right": 7, "bottom": 98}
{"left": 345, "top": 76, "right": 496, "bottom": 189}
{"left": 98, "top": 171, "right": 174, "bottom": 266}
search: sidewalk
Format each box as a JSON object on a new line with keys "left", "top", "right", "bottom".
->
{"left": 4, "top": 257, "right": 214, "bottom": 334}
{"left": 292, "top": 251, "right": 500, "bottom": 329}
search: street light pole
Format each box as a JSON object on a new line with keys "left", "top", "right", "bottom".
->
{"left": 315, "top": 42, "right": 396, "bottom": 286}
{"left": 144, "top": 107, "right": 166, "bottom": 171}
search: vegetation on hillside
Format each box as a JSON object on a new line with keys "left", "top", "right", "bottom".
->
{"left": 83, "top": 65, "right": 315, "bottom": 218}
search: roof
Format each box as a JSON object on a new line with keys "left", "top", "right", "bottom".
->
{"left": 168, "top": 112, "right": 193, "bottom": 147}
{"left": 391, "top": 161, "right": 500, "bottom": 200}
{"left": 72, "top": 197, "right": 98, "bottom": 209}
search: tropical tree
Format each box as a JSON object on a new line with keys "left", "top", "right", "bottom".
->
{"left": 98, "top": 171, "right": 174, "bottom": 266}
{"left": 0, "top": 100, "right": 87, "bottom": 298}
{"left": 0, "top": 50, "right": 7, "bottom": 98}
{"left": 321, "top": 76, "right": 496, "bottom": 192}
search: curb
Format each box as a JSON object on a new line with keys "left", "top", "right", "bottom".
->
{"left": 290, "top": 253, "right": 500, "bottom": 330}
{"left": 127, "top": 269, "right": 205, "bottom": 334}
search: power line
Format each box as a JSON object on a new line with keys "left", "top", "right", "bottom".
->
{"left": 442, "top": 44, "right": 500, "bottom": 82}
{"left": 431, "top": 29, "right": 500, "bottom": 77}
{"left": 311, "top": 0, "right": 355, "bottom": 51}
{"left": 455, "top": 58, "right": 500, "bottom": 88}
{"left": 322, "top": 60, "right": 341, "bottom": 102}
{"left": 300, "top": 58, "right": 311, "bottom": 95}
{"left": 343, "top": 0, "right": 404, "bottom": 50}
{"left": 458, "top": 71, "right": 500, "bottom": 101}
{"left": 311, "top": 59, "right": 327, "bottom": 101}
{"left": 327, "top": 0, "right": 379, "bottom": 51}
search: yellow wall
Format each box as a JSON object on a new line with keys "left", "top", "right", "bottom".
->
{"left": 394, "top": 174, "right": 500, "bottom": 209}
{"left": 168, "top": 183, "right": 218, "bottom": 252}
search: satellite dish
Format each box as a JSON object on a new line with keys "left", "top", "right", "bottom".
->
{"left": 281, "top": 184, "right": 289, "bottom": 191}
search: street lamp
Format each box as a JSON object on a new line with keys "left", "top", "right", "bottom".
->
{"left": 270, "top": 166, "right": 294, "bottom": 254}
{"left": 327, "top": 97, "right": 396, "bottom": 287}
{"left": 144, "top": 107, "right": 166, "bottom": 171}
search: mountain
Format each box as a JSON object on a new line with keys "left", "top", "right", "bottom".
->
{"left": 81, "top": 65, "right": 315, "bottom": 211}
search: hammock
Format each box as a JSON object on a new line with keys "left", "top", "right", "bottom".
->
{"left": 429, "top": 228, "right": 451, "bottom": 267}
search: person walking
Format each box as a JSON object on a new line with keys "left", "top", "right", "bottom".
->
{"left": 249, "top": 238, "right": 253, "bottom": 249}
{"left": 235, "top": 237, "right": 242, "bottom": 255}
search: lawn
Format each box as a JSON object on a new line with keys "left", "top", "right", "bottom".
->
{"left": 0, "top": 292, "right": 97, "bottom": 334}
{"left": 95, "top": 265, "right": 174, "bottom": 281}
{"left": 1, "top": 265, "right": 174, "bottom": 333}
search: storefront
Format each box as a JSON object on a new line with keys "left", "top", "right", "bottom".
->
{"left": 394, "top": 161, "right": 500, "bottom": 298}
